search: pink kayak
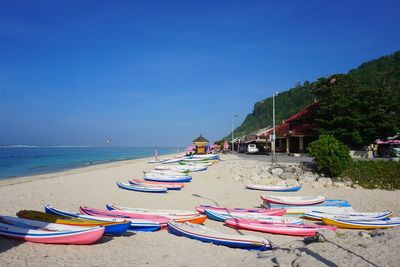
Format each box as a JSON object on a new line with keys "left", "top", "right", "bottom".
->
{"left": 225, "top": 218, "right": 336, "bottom": 236}
{"left": 79, "top": 206, "right": 169, "bottom": 226}
{"left": 195, "top": 205, "right": 286, "bottom": 216}
{"left": 130, "top": 179, "right": 184, "bottom": 189}
{"left": 260, "top": 195, "right": 326, "bottom": 206}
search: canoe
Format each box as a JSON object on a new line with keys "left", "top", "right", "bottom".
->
{"left": 195, "top": 205, "right": 286, "bottom": 216}
{"left": 245, "top": 184, "right": 301, "bottom": 192}
{"left": 322, "top": 217, "right": 400, "bottom": 229}
{"left": 117, "top": 182, "right": 168, "bottom": 193}
{"left": 225, "top": 218, "right": 336, "bottom": 236}
{"left": 106, "top": 203, "right": 199, "bottom": 218}
{"left": 105, "top": 203, "right": 206, "bottom": 224}
{"left": 304, "top": 211, "right": 393, "bottom": 221}
{"left": 168, "top": 221, "right": 271, "bottom": 251}
{"left": 17, "top": 210, "right": 130, "bottom": 235}
{"left": 44, "top": 205, "right": 161, "bottom": 232}
{"left": 204, "top": 209, "right": 303, "bottom": 224}
{"left": 80, "top": 206, "right": 169, "bottom": 226}
{"left": 129, "top": 179, "right": 183, "bottom": 190}
{"left": 0, "top": 215, "right": 104, "bottom": 244}
{"left": 144, "top": 175, "right": 192, "bottom": 183}
{"left": 261, "top": 195, "right": 326, "bottom": 206}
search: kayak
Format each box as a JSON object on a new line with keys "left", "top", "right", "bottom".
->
{"left": 79, "top": 206, "right": 169, "bottom": 226}
{"left": 129, "top": 179, "right": 184, "bottom": 190}
{"left": 245, "top": 184, "right": 301, "bottom": 192}
{"left": 204, "top": 209, "right": 303, "bottom": 224}
{"left": 44, "top": 205, "right": 161, "bottom": 232}
{"left": 195, "top": 205, "right": 286, "bottom": 216}
{"left": 117, "top": 182, "right": 168, "bottom": 193}
{"left": 144, "top": 175, "right": 192, "bottom": 183}
{"left": 304, "top": 211, "right": 393, "bottom": 221}
{"left": 322, "top": 217, "right": 400, "bottom": 229}
{"left": 17, "top": 210, "right": 130, "bottom": 235}
{"left": 106, "top": 203, "right": 199, "bottom": 218}
{"left": 263, "top": 199, "right": 354, "bottom": 215}
{"left": 225, "top": 218, "right": 336, "bottom": 236}
{"left": 261, "top": 195, "right": 326, "bottom": 206}
{"left": 0, "top": 215, "right": 104, "bottom": 244}
{"left": 168, "top": 221, "right": 271, "bottom": 251}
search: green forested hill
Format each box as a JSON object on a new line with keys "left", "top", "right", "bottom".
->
{"left": 227, "top": 50, "right": 400, "bottom": 141}
{"left": 231, "top": 82, "right": 315, "bottom": 139}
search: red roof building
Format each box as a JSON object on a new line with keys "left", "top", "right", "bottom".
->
{"left": 259, "top": 102, "right": 319, "bottom": 153}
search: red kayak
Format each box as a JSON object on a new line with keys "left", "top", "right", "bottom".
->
{"left": 79, "top": 206, "right": 169, "bottom": 226}
{"left": 195, "top": 205, "right": 286, "bottom": 216}
{"left": 225, "top": 218, "right": 336, "bottom": 236}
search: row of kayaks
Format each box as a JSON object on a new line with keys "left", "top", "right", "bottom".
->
{"left": 116, "top": 155, "right": 219, "bottom": 193}
{"left": 260, "top": 194, "right": 400, "bottom": 229}
{"left": 148, "top": 154, "right": 220, "bottom": 165}
{"left": 0, "top": 204, "right": 207, "bottom": 245}
{"left": 1, "top": 202, "right": 398, "bottom": 250}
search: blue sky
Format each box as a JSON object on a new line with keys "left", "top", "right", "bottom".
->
{"left": 0, "top": 0, "right": 399, "bottom": 146}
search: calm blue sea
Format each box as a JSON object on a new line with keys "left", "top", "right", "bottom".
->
{"left": 0, "top": 146, "right": 180, "bottom": 179}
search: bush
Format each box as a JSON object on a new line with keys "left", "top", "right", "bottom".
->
{"left": 342, "top": 160, "right": 400, "bottom": 190}
{"left": 308, "top": 134, "right": 352, "bottom": 177}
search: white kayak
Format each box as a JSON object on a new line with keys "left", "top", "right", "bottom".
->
{"left": 304, "top": 211, "right": 393, "bottom": 221}
{"left": 204, "top": 209, "right": 303, "bottom": 224}
{"left": 144, "top": 170, "right": 188, "bottom": 176}
{"left": 168, "top": 221, "right": 271, "bottom": 251}
{"left": 261, "top": 195, "right": 326, "bottom": 206}
{"left": 155, "top": 165, "right": 189, "bottom": 172}
{"left": 261, "top": 203, "right": 355, "bottom": 215}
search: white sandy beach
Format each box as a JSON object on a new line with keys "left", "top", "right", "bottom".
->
{"left": 0, "top": 154, "right": 399, "bottom": 267}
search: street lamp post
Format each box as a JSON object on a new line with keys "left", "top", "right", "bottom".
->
{"left": 231, "top": 114, "right": 238, "bottom": 152}
{"left": 271, "top": 93, "right": 277, "bottom": 165}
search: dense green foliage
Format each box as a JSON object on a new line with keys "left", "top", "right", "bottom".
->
{"left": 226, "top": 51, "right": 400, "bottom": 145}
{"left": 342, "top": 160, "right": 400, "bottom": 190}
{"left": 349, "top": 51, "right": 400, "bottom": 129}
{"left": 311, "top": 74, "right": 397, "bottom": 148}
{"left": 308, "top": 135, "right": 352, "bottom": 177}
{"left": 228, "top": 82, "right": 315, "bottom": 139}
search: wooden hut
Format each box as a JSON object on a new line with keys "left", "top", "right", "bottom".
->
{"left": 193, "top": 134, "right": 209, "bottom": 154}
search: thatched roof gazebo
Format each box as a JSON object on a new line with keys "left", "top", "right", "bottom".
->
{"left": 193, "top": 134, "right": 209, "bottom": 154}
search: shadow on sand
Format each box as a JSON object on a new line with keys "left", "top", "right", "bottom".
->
{"left": 0, "top": 236, "right": 23, "bottom": 253}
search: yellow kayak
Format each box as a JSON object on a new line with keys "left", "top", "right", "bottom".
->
{"left": 322, "top": 217, "right": 400, "bottom": 229}
{"left": 17, "top": 210, "right": 121, "bottom": 227}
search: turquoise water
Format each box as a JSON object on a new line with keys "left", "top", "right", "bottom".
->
{"left": 0, "top": 146, "right": 180, "bottom": 179}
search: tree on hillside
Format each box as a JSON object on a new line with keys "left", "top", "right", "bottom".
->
{"left": 312, "top": 74, "right": 398, "bottom": 148}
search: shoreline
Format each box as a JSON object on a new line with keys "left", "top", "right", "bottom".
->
{"left": 0, "top": 153, "right": 175, "bottom": 187}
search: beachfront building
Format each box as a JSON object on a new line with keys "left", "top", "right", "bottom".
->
{"left": 259, "top": 102, "right": 319, "bottom": 154}
{"left": 240, "top": 127, "right": 271, "bottom": 154}
{"left": 193, "top": 134, "right": 209, "bottom": 154}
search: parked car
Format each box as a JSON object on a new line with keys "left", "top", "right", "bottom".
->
{"left": 247, "top": 144, "right": 259, "bottom": 154}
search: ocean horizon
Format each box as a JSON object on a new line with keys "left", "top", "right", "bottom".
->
{"left": 0, "top": 146, "right": 182, "bottom": 179}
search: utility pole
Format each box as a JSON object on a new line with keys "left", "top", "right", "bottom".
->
{"left": 231, "top": 114, "right": 238, "bottom": 152}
